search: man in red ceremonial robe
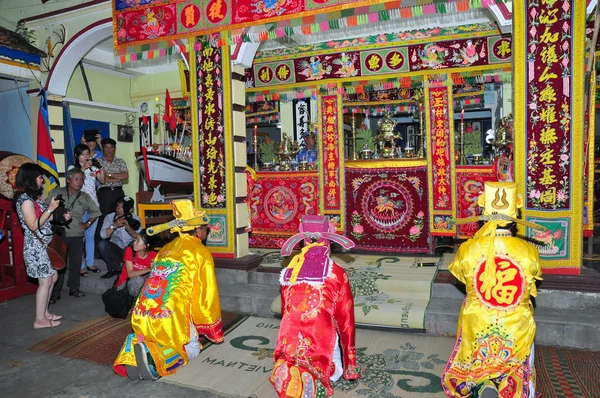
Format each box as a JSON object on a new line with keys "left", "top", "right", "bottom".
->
{"left": 270, "top": 215, "right": 361, "bottom": 397}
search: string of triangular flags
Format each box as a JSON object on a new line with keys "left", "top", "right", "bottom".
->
{"left": 245, "top": 70, "right": 510, "bottom": 103}
{"left": 116, "top": 0, "right": 504, "bottom": 63}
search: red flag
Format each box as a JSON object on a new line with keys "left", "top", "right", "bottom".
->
{"left": 162, "top": 89, "right": 177, "bottom": 131}
{"left": 37, "top": 89, "right": 59, "bottom": 191}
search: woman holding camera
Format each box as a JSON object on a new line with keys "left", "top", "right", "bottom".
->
{"left": 71, "top": 144, "right": 105, "bottom": 276}
{"left": 14, "top": 163, "right": 71, "bottom": 329}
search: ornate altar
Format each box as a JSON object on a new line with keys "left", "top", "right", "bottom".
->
{"left": 248, "top": 171, "right": 319, "bottom": 248}
{"left": 344, "top": 159, "right": 430, "bottom": 253}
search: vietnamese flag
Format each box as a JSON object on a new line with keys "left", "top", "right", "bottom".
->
{"left": 162, "top": 89, "right": 177, "bottom": 132}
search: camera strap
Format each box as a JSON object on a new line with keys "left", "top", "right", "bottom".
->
{"left": 34, "top": 201, "right": 53, "bottom": 238}
{"left": 65, "top": 190, "right": 82, "bottom": 211}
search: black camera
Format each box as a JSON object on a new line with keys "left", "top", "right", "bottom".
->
{"left": 51, "top": 194, "right": 71, "bottom": 233}
{"left": 116, "top": 198, "right": 140, "bottom": 231}
{"left": 116, "top": 214, "right": 141, "bottom": 231}
{"left": 91, "top": 158, "right": 103, "bottom": 169}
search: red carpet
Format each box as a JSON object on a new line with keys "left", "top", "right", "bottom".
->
{"left": 535, "top": 345, "right": 600, "bottom": 398}
{"left": 27, "top": 311, "right": 242, "bottom": 367}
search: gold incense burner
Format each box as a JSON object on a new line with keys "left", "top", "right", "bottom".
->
{"left": 374, "top": 110, "right": 402, "bottom": 158}
{"left": 277, "top": 133, "right": 299, "bottom": 171}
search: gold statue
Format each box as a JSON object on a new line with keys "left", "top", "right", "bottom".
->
{"left": 277, "top": 133, "right": 299, "bottom": 171}
{"left": 374, "top": 110, "right": 402, "bottom": 158}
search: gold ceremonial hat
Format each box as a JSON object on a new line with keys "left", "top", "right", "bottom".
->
{"left": 147, "top": 199, "right": 209, "bottom": 236}
{"left": 477, "top": 181, "right": 522, "bottom": 226}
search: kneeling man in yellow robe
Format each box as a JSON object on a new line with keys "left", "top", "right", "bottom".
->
{"left": 113, "top": 200, "right": 224, "bottom": 380}
{"left": 442, "top": 182, "right": 544, "bottom": 398}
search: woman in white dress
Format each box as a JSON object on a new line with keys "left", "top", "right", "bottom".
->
{"left": 70, "top": 144, "right": 105, "bottom": 276}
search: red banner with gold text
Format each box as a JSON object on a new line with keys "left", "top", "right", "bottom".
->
{"left": 196, "top": 37, "right": 226, "bottom": 208}
{"left": 114, "top": 0, "right": 411, "bottom": 49}
{"left": 321, "top": 95, "right": 341, "bottom": 210}
{"left": 427, "top": 84, "right": 455, "bottom": 236}
{"left": 524, "top": 0, "right": 573, "bottom": 210}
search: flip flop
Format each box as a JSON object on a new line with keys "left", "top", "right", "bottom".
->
{"left": 33, "top": 319, "right": 61, "bottom": 329}
{"left": 46, "top": 314, "right": 62, "bottom": 321}
{"left": 134, "top": 343, "right": 160, "bottom": 381}
{"left": 125, "top": 365, "right": 141, "bottom": 380}
{"left": 87, "top": 266, "right": 101, "bottom": 273}
{"left": 80, "top": 271, "right": 89, "bottom": 277}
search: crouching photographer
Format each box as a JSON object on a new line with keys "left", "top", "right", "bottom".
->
{"left": 98, "top": 197, "right": 142, "bottom": 279}
{"left": 47, "top": 168, "right": 102, "bottom": 302}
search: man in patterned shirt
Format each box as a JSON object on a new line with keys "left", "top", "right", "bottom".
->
{"left": 97, "top": 138, "right": 128, "bottom": 215}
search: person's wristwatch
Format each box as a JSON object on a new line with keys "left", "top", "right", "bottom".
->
{"left": 110, "top": 225, "right": 116, "bottom": 230}
{"left": 86, "top": 220, "right": 92, "bottom": 227}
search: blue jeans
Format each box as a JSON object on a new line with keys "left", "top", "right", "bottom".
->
{"left": 81, "top": 212, "right": 98, "bottom": 268}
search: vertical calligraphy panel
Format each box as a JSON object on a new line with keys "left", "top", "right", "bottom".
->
{"left": 523, "top": 0, "right": 573, "bottom": 210}
{"left": 583, "top": 71, "right": 596, "bottom": 236}
{"left": 426, "top": 83, "right": 456, "bottom": 236}
{"left": 514, "top": 0, "right": 585, "bottom": 273}
{"left": 196, "top": 37, "right": 226, "bottom": 209}
{"left": 320, "top": 95, "right": 341, "bottom": 212}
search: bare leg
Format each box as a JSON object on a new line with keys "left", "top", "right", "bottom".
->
{"left": 45, "top": 273, "right": 61, "bottom": 320}
{"left": 34, "top": 275, "right": 60, "bottom": 329}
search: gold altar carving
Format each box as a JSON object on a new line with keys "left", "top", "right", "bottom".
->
{"left": 374, "top": 110, "right": 402, "bottom": 158}
{"left": 277, "top": 133, "right": 299, "bottom": 171}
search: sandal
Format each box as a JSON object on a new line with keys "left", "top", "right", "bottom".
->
{"left": 80, "top": 271, "right": 89, "bottom": 277}
{"left": 87, "top": 266, "right": 101, "bottom": 273}
{"left": 33, "top": 319, "right": 61, "bottom": 329}
{"left": 46, "top": 314, "right": 62, "bottom": 321}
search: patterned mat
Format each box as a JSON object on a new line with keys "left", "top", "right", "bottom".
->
{"left": 270, "top": 253, "right": 440, "bottom": 330}
{"left": 161, "top": 315, "right": 455, "bottom": 398}
{"left": 27, "top": 311, "right": 242, "bottom": 367}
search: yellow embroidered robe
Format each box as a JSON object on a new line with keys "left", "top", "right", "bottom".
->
{"left": 113, "top": 234, "right": 223, "bottom": 377}
{"left": 441, "top": 235, "right": 542, "bottom": 397}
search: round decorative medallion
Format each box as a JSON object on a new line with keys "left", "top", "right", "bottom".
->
{"left": 474, "top": 255, "right": 525, "bottom": 309}
{"left": 264, "top": 186, "right": 298, "bottom": 224}
{"left": 361, "top": 180, "right": 412, "bottom": 232}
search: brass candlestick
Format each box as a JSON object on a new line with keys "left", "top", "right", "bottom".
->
{"left": 417, "top": 105, "right": 425, "bottom": 158}
{"left": 459, "top": 108, "right": 468, "bottom": 165}
{"left": 253, "top": 126, "right": 258, "bottom": 170}
{"left": 351, "top": 112, "right": 359, "bottom": 160}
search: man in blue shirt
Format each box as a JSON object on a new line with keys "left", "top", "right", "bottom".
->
{"left": 295, "top": 131, "right": 318, "bottom": 165}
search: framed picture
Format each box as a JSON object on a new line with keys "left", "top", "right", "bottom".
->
{"left": 117, "top": 125, "right": 134, "bottom": 143}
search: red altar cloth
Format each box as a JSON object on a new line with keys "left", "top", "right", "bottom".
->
{"left": 249, "top": 171, "right": 319, "bottom": 249}
{"left": 455, "top": 166, "right": 497, "bottom": 238}
{"left": 345, "top": 161, "right": 430, "bottom": 253}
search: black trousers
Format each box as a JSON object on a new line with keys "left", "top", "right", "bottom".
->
{"left": 52, "top": 235, "right": 84, "bottom": 298}
{"left": 97, "top": 239, "right": 124, "bottom": 271}
{"left": 95, "top": 186, "right": 125, "bottom": 247}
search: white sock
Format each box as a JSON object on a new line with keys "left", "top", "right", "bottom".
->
{"left": 184, "top": 324, "right": 201, "bottom": 360}
{"left": 330, "top": 334, "right": 343, "bottom": 382}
